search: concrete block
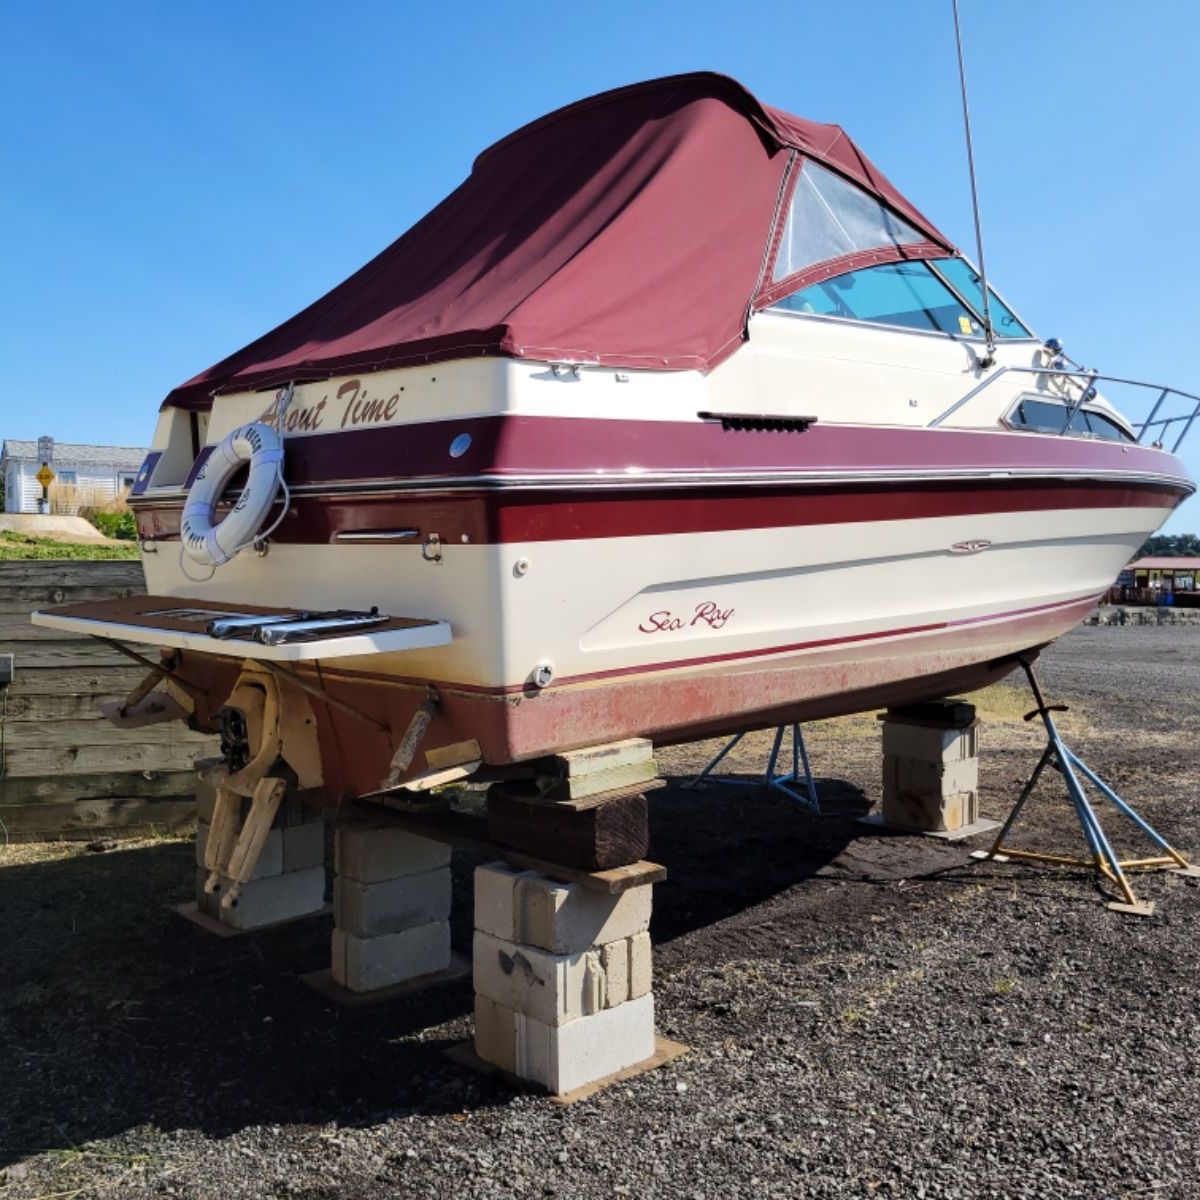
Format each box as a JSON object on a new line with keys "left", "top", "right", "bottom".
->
{"left": 473, "top": 861, "right": 525, "bottom": 942}
{"left": 600, "top": 940, "right": 629, "bottom": 1008}
{"left": 474, "top": 992, "right": 656, "bottom": 1095}
{"left": 215, "top": 864, "right": 325, "bottom": 930}
{"left": 335, "top": 824, "right": 451, "bottom": 883}
{"left": 334, "top": 867, "right": 451, "bottom": 938}
{"left": 195, "top": 867, "right": 218, "bottom": 917}
{"left": 195, "top": 822, "right": 283, "bottom": 880}
{"left": 881, "top": 788, "right": 979, "bottom": 833}
{"left": 196, "top": 779, "right": 218, "bottom": 824}
{"left": 883, "top": 754, "right": 978, "bottom": 799}
{"left": 474, "top": 931, "right": 612, "bottom": 1026}
{"left": 474, "top": 862, "right": 652, "bottom": 954}
{"left": 629, "top": 931, "right": 652, "bottom": 999}
{"left": 282, "top": 821, "right": 326, "bottom": 873}
{"left": 881, "top": 721, "right": 978, "bottom": 764}
{"left": 332, "top": 922, "right": 451, "bottom": 992}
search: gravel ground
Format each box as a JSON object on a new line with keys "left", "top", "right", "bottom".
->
{"left": 1, "top": 624, "right": 1198, "bottom": 1200}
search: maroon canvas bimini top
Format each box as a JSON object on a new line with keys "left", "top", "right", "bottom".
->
{"left": 163, "top": 72, "right": 954, "bottom": 411}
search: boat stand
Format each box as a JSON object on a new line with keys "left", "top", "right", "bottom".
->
{"left": 685, "top": 724, "right": 819, "bottom": 812}
{"left": 971, "top": 657, "right": 1199, "bottom": 916}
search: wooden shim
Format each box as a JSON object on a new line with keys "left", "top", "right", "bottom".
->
{"left": 0, "top": 796, "right": 196, "bottom": 842}
{"left": 3, "top": 741, "right": 207, "bottom": 778}
{"left": 487, "top": 784, "right": 648, "bottom": 871}
{"left": 425, "top": 738, "right": 483, "bottom": 770}
{"left": 0, "top": 771, "right": 198, "bottom": 806}
{"left": 540, "top": 759, "right": 659, "bottom": 801}
{"left": 551, "top": 738, "right": 654, "bottom": 777}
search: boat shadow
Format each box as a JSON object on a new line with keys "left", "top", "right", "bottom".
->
{"left": 648, "top": 773, "right": 871, "bottom": 945}
{"left": 0, "top": 782, "right": 867, "bottom": 1160}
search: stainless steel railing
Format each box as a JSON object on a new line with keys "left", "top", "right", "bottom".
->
{"left": 928, "top": 364, "right": 1200, "bottom": 452}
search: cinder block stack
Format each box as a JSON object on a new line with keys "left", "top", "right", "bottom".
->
{"left": 880, "top": 701, "right": 980, "bottom": 833}
{"left": 472, "top": 861, "right": 656, "bottom": 1095}
{"left": 194, "top": 779, "right": 326, "bottom": 931}
{"left": 331, "top": 823, "right": 452, "bottom": 992}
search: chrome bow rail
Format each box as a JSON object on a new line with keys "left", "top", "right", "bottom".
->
{"left": 929, "top": 364, "right": 1200, "bottom": 452}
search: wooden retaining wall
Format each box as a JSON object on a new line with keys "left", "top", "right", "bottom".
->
{"left": 0, "top": 560, "right": 215, "bottom": 841}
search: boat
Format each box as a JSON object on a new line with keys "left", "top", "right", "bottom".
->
{"left": 34, "top": 72, "right": 1197, "bottom": 801}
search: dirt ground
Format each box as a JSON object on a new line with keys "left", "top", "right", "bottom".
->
{"left": 1, "top": 625, "right": 1198, "bottom": 1200}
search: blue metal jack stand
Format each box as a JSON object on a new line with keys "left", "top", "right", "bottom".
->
{"left": 971, "top": 657, "right": 1199, "bottom": 915}
{"left": 685, "top": 724, "right": 819, "bottom": 812}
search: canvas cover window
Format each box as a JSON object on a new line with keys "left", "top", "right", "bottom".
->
{"left": 772, "top": 161, "right": 925, "bottom": 283}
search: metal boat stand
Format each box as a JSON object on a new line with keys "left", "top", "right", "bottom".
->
{"left": 685, "top": 724, "right": 819, "bottom": 812}
{"left": 970, "top": 657, "right": 1200, "bottom": 915}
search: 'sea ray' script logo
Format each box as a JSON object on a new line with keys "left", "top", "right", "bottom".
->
{"left": 639, "top": 600, "right": 734, "bottom": 634}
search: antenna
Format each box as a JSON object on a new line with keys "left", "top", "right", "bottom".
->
{"left": 951, "top": 0, "right": 996, "bottom": 363}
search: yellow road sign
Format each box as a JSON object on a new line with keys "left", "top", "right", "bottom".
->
{"left": 36, "top": 464, "right": 55, "bottom": 487}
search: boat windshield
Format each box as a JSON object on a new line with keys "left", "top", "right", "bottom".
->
{"left": 772, "top": 258, "right": 1034, "bottom": 340}
{"left": 930, "top": 258, "right": 1032, "bottom": 339}
{"left": 773, "top": 260, "right": 985, "bottom": 336}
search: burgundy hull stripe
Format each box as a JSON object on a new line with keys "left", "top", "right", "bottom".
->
{"left": 136, "top": 479, "right": 1185, "bottom": 546}
{"left": 321, "top": 593, "right": 1099, "bottom": 696}
{"left": 489, "top": 480, "right": 1182, "bottom": 541}
{"left": 211, "top": 413, "right": 1193, "bottom": 488}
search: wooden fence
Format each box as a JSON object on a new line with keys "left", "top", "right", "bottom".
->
{"left": 0, "top": 560, "right": 215, "bottom": 841}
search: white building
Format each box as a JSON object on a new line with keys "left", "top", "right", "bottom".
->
{"left": 1, "top": 438, "right": 147, "bottom": 514}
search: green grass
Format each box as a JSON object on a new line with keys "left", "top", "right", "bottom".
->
{"left": 0, "top": 532, "right": 140, "bottom": 560}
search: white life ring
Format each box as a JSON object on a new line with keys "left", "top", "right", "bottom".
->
{"left": 181, "top": 423, "right": 284, "bottom": 567}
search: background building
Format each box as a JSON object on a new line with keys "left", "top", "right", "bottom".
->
{"left": 1, "top": 438, "right": 147, "bottom": 514}
{"left": 1109, "top": 556, "right": 1200, "bottom": 608}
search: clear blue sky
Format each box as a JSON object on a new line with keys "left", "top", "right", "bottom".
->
{"left": 2, "top": 0, "right": 1197, "bottom": 530}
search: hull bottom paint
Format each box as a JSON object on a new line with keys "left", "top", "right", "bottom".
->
{"left": 174, "top": 593, "right": 1093, "bottom": 801}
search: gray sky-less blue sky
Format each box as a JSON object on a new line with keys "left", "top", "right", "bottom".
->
{"left": 2, "top": 1, "right": 1197, "bottom": 529}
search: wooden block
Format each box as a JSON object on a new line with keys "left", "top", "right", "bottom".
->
{"left": 488, "top": 785, "right": 648, "bottom": 871}
{"left": 550, "top": 739, "right": 655, "bottom": 778}
{"left": 540, "top": 759, "right": 659, "bottom": 801}
{"left": 425, "top": 739, "right": 483, "bottom": 770}
{"left": 882, "top": 699, "right": 976, "bottom": 729}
